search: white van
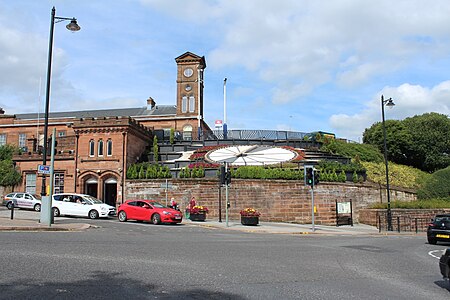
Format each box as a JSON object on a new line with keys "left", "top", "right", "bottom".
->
{"left": 52, "top": 193, "right": 116, "bottom": 219}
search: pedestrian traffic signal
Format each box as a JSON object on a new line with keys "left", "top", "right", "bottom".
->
{"left": 225, "top": 170, "right": 232, "bottom": 185}
{"left": 219, "top": 165, "right": 226, "bottom": 185}
{"left": 305, "top": 167, "right": 314, "bottom": 186}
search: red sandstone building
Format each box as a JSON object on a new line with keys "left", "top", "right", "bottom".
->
{"left": 0, "top": 52, "right": 211, "bottom": 206}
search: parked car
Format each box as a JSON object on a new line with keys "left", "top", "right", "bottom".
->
{"left": 117, "top": 200, "right": 183, "bottom": 224}
{"left": 427, "top": 214, "right": 450, "bottom": 245}
{"left": 52, "top": 193, "right": 116, "bottom": 219}
{"left": 440, "top": 248, "right": 450, "bottom": 283}
{"left": 2, "top": 192, "right": 42, "bottom": 212}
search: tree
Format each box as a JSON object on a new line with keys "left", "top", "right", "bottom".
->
{"left": 0, "top": 145, "right": 21, "bottom": 187}
{"left": 153, "top": 136, "right": 159, "bottom": 163}
{"left": 363, "top": 113, "right": 450, "bottom": 172}
{"left": 417, "top": 166, "right": 450, "bottom": 199}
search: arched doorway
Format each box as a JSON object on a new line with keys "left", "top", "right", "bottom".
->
{"left": 85, "top": 177, "right": 98, "bottom": 198}
{"left": 103, "top": 177, "right": 117, "bottom": 207}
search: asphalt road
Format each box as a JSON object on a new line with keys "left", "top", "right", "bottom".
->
{"left": 0, "top": 217, "right": 449, "bottom": 299}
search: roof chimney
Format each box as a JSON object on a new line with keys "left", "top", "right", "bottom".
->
{"left": 147, "top": 97, "right": 156, "bottom": 110}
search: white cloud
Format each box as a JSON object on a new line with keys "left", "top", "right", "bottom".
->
{"left": 330, "top": 82, "right": 450, "bottom": 141}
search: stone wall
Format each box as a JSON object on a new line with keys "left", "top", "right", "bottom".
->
{"left": 125, "top": 179, "right": 417, "bottom": 225}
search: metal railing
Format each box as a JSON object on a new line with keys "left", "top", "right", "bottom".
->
{"left": 377, "top": 214, "right": 430, "bottom": 233}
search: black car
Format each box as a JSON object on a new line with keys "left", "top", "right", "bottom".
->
{"left": 427, "top": 214, "right": 450, "bottom": 245}
{"left": 440, "top": 248, "right": 450, "bottom": 282}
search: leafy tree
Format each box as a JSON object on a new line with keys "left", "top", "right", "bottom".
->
{"left": 153, "top": 136, "right": 159, "bottom": 163}
{"left": 0, "top": 145, "right": 21, "bottom": 187}
{"left": 363, "top": 113, "right": 450, "bottom": 172}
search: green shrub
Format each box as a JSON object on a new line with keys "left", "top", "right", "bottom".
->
{"left": 362, "top": 161, "right": 431, "bottom": 189}
{"left": 417, "top": 166, "right": 450, "bottom": 199}
{"left": 317, "top": 160, "right": 366, "bottom": 172}
{"left": 321, "top": 139, "right": 383, "bottom": 163}
{"left": 370, "top": 198, "right": 450, "bottom": 209}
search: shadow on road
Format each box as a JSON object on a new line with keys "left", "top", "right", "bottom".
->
{"left": 1, "top": 270, "right": 245, "bottom": 300}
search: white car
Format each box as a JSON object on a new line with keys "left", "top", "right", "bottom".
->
{"left": 52, "top": 193, "right": 116, "bottom": 219}
{"left": 3, "top": 192, "right": 42, "bottom": 212}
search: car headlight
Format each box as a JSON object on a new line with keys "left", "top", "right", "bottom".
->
{"left": 101, "top": 207, "right": 107, "bottom": 211}
{"left": 163, "top": 211, "right": 172, "bottom": 215}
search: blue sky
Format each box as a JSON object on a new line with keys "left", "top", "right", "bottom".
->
{"left": 1, "top": 0, "right": 449, "bottom": 142}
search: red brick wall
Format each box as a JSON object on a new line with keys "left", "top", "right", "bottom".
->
{"left": 126, "top": 179, "right": 417, "bottom": 225}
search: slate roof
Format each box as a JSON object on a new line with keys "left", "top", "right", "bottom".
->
{"left": 14, "top": 105, "right": 177, "bottom": 120}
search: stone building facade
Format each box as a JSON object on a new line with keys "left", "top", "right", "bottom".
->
{"left": 0, "top": 52, "right": 211, "bottom": 206}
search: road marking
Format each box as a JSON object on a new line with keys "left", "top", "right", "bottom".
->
{"left": 428, "top": 249, "right": 445, "bottom": 259}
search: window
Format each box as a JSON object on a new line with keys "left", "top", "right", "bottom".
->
{"left": 38, "top": 134, "right": 44, "bottom": 146}
{"left": 182, "top": 96, "right": 187, "bottom": 113}
{"left": 54, "top": 173, "right": 64, "bottom": 194}
{"left": 19, "top": 133, "right": 26, "bottom": 148}
{"left": 58, "top": 131, "right": 66, "bottom": 137}
{"left": 0, "top": 134, "right": 6, "bottom": 146}
{"left": 89, "top": 140, "right": 95, "bottom": 156}
{"left": 189, "top": 96, "right": 195, "bottom": 112}
{"left": 98, "top": 140, "right": 104, "bottom": 156}
{"left": 25, "top": 174, "right": 36, "bottom": 194}
{"left": 107, "top": 139, "right": 113, "bottom": 156}
{"left": 183, "top": 125, "right": 193, "bottom": 141}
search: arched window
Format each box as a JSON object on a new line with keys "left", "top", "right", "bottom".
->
{"left": 107, "top": 139, "right": 113, "bottom": 156}
{"left": 89, "top": 140, "right": 95, "bottom": 157}
{"left": 98, "top": 139, "right": 104, "bottom": 156}
{"left": 182, "top": 125, "right": 193, "bottom": 141}
{"left": 189, "top": 96, "right": 195, "bottom": 112}
{"left": 182, "top": 96, "right": 187, "bottom": 113}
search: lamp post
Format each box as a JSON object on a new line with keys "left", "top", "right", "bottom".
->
{"left": 41, "top": 7, "right": 80, "bottom": 197}
{"left": 381, "top": 95, "right": 395, "bottom": 231}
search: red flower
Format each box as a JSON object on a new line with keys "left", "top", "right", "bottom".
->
{"left": 240, "top": 208, "right": 261, "bottom": 217}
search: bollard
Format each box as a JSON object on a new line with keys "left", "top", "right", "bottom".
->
{"left": 397, "top": 216, "right": 400, "bottom": 233}
{"left": 415, "top": 218, "right": 418, "bottom": 234}
{"left": 10, "top": 202, "right": 14, "bottom": 220}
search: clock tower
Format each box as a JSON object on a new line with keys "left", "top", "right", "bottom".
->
{"left": 175, "top": 52, "right": 206, "bottom": 117}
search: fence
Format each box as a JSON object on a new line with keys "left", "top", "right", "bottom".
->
{"left": 377, "top": 213, "right": 430, "bottom": 233}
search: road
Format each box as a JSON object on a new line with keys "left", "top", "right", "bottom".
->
{"left": 0, "top": 216, "right": 449, "bottom": 299}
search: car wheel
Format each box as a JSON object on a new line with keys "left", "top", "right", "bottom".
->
{"left": 428, "top": 237, "right": 437, "bottom": 245}
{"left": 34, "top": 203, "right": 41, "bottom": 212}
{"left": 52, "top": 207, "right": 60, "bottom": 217}
{"left": 6, "top": 201, "right": 14, "bottom": 210}
{"left": 118, "top": 211, "right": 127, "bottom": 222}
{"left": 152, "top": 214, "right": 161, "bottom": 225}
{"left": 89, "top": 210, "right": 99, "bottom": 219}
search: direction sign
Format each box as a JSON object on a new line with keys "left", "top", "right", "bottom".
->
{"left": 38, "top": 165, "right": 50, "bottom": 175}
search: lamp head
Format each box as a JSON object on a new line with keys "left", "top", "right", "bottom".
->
{"left": 66, "top": 19, "right": 80, "bottom": 31}
{"left": 386, "top": 98, "right": 395, "bottom": 109}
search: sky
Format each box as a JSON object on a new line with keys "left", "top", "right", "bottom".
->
{"left": 1, "top": 0, "right": 450, "bottom": 142}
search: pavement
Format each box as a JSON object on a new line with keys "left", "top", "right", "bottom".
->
{"left": 0, "top": 206, "right": 425, "bottom": 236}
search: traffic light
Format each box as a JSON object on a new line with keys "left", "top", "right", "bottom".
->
{"left": 314, "top": 170, "right": 320, "bottom": 186}
{"left": 225, "top": 170, "right": 232, "bottom": 185}
{"left": 305, "top": 167, "right": 313, "bottom": 186}
{"left": 219, "top": 165, "right": 226, "bottom": 185}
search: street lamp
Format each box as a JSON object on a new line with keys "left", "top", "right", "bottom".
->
{"left": 41, "top": 7, "right": 80, "bottom": 197}
{"left": 381, "top": 95, "right": 395, "bottom": 231}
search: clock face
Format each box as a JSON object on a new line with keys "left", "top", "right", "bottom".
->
{"left": 205, "top": 145, "right": 297, "bottom": 166}
{"left": 184, "top": 68, "right": 194, "bottom": 77}
{"left": 185, "top": 84, "right": 192, "bottom": 91}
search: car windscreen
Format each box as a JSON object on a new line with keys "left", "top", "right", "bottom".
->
{"left": 33, "top": 194, "right": 42, "bottom": 200}
{"left": 434, "top": 217, "right": 450, "bottom": 227}
{"left": 83, "top": 195, "right": 103, "bottom": 204}
{"left": 150, "top": 202, "right": 166, "bottom": 208}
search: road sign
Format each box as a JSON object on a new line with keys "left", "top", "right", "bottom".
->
{"left": 38, "top": 165, "right": 50, "bottom": 175}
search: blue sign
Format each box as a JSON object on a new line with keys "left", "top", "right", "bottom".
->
{"left": 38, "top": 165, "right": 50, "bottom": 174}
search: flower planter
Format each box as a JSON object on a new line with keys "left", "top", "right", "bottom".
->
{"left": 241, "top": 216, "right": 259, "bottom": 226}
{"left": 189, "top": 212, "right": 206, "bottom": 221}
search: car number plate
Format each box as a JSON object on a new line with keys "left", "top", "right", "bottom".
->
{"left": 175, "top": 217, "right": 181, "bottom": 219}
{"left": 436, "top": 234, "right": 450, "bottom": 238}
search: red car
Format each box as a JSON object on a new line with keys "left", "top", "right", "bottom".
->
{"left": 117, "top": 200, "right": 182, "bottom": 224}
